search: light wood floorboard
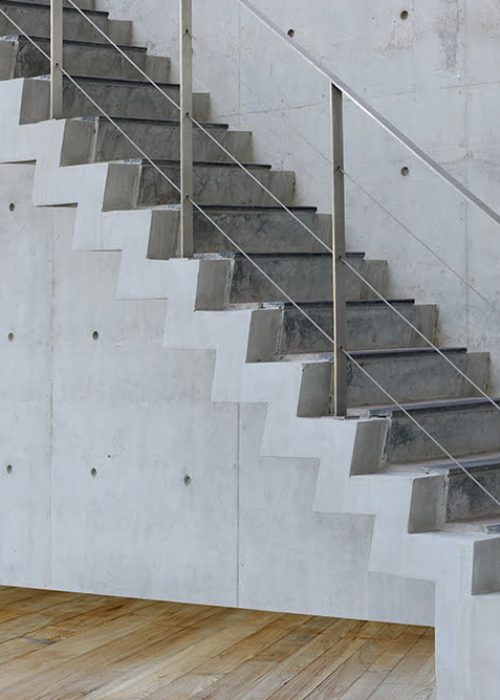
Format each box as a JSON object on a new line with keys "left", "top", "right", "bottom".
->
{"left": 0, "top": 587, "right": 435, "bottom": 699}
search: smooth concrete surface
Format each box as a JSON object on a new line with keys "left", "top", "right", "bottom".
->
{"left": 95, "top": 0, "right": 500, "bottom": 390}
{"left": 2, "top": 78, "right": 500, "bottom": 697}
{"left": 0, "top": 160, "right": 434, "bottom": 621}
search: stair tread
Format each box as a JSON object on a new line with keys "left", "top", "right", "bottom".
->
{"left": 281, "top": 299, "right": 416, "bottom": 308}
{"left": 137, "top": 159, "right": 272, "bottom": 170}
{"left": 67, "top": 75, "right": 180, "bottom": 88}
{"left": 280, "top": 347, "right": 468, "bottom": 364}
{"left": 442, "top": 517, "right": 500, "bottom": 535}
{"left": 199, "top": 204, "right": 318, "bottom": 213}
{"left": 388, "top": 451, "right": 500, "bottom": 474}
{"left": 0, "top": 0, "right": 108, "bottom": 16}
{"left": 2, "top": 33, "right": 147, "bottom": 51}
{"left": 86, "top": 115, "right": 228, "bottom": 129}
{"left": 227, "top": 252, "right": 363, "bottom": 259}
{"left": 367, "top": 395, "right": 500, "bottom": 417}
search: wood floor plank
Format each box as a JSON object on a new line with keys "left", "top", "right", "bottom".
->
{"left": 215, "top": 619, "right": 368, "bottom": 700}
{"left": 257, "top": 621, "right": 382, "bottom": 700}
{"left": 8, "top": 607, "right": 248, "bottom": 699}
{"left": 338, "top": 629, "right": 424, "bottom": 699}
{"left": 0, "top": 600, "right": 171, "bottom": 695}
{"left": 0, "top": 589, "right": 435, "bottom": 700}
{"left": 302, "top": 624, "right": 414, "bottom": 699}
{"left": 84, "top": 609, "right": 280, "bottom": 699}
{"left": 192, "top": 612, "right": 312, "bottom": 676}
{"left": 151, "top": 614, "right": 317, "bottom": 700}
{"left": 146, "top": 673, "right": 223, "bottom": 700}
{"left": 0, "top": 595, "right": 177, "bottom": 670}
{"left": 367, "top": 636, "right": 435, "bottom": 700}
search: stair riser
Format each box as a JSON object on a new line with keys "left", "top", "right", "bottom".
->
{"left": 20, "top": 0, "right": 96, "bottom": 8}
{"left": 0, "top": 5, "right": 129, "bottom": 45}
{"left": 137, "top": 166, "right": 295, "bottom": 208}
{"left": 193, "top": 211, "right": 332, "bottom": 255}
{"left": 384, "top": 406, "right": 500, "bottom": 465}
{"left": 229, "top": 258, "right": 388, "bottom": 305}
{"left": 92, "top": 122, "right": 252, "bottom": 164}
{"left": 349, "top": 353, "right": 489, "bottom": 407}
{"left": 447, "top": 468, "right": 500, "bottom": 522}
{"left": 63, "top": 82, "right": 210, "bottom": 122}
{"left": 282, "top": 304, "right": 438, "bottom": 354}
{"left": 0, "top": 38, "right": 169, "bottom": 81}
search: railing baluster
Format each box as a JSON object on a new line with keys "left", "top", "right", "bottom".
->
{"left": 180, "top": 0, "right": 194, "bottom": 257}
{"left": 330, "top": 84, "right": 347, "bottom": 417}
{"left": 50, "top": 0, "right": 63, "bottom": 118}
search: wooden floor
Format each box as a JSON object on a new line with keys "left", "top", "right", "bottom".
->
{"left": 0, "top": 586, "right": 435, "bottom": 699}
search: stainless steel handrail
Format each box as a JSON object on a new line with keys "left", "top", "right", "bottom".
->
{"left": 239, "top": 0, "right": 500, "bottom": 229}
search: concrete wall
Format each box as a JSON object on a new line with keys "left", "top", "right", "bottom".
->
{"left": 97, "top": 0, "right": 500, "bottom": 390}
{"left": 0, "top": 162, "right": 434, "bottom": 625}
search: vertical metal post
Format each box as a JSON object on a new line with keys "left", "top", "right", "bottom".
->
{"left": 50, "top": 0, "right": 63, "bottom": 119}
{"left": 329, "top": 83, "right": 347, "bottom": 417}
{"left": 180, "top": 0, "right": 194, "bottom": 257}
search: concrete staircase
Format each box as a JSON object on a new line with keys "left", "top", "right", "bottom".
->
{"left": 0, "top": 1, "right": 500, "bottom": 697}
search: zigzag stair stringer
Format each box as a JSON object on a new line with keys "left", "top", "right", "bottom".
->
{"left": 2, "top": 76, "right": 500, "bottom": 699}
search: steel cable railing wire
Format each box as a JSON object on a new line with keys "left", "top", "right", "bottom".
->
{"left": 238, "top": 0, "right": 500, "bottom": 228}
{"left": 1, "top": 7, "right": 498, "bottom": 405}
{"left": 2, "top": 7, "right": 500, "bottom": 509}
{"left": 64, "top": 0, "right": 334, "bottom": 254}
{"left": 0, "top": 11, "right": 181, "bottom": 192}
{"left": 66, "top": 0, "right": 500, "bottom": 314}
{"left": 341, "top": 168, "right": 495, "bottom": 311}
{"left": 46, "top": 0, "right": 500, "bottom": 418}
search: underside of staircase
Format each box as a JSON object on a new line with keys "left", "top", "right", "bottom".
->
{"left": 1, "top": 1, "right": 500, "bottom": 698}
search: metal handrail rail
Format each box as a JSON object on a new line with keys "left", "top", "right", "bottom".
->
{"left": 239, "top": 0, "right": 500, "bottom": 229}
{"left": 3, "top": 4, "right": 500, "bottom": 510}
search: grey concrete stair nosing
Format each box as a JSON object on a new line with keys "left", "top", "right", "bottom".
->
{"left": 388, "top": 452, "right": 500, "bottom": 473}
{"left": 8, "top": 33, "right": 147, "bottom": 51}
{"left": 88, "top": 115, "right": 228, "bottom": 129}
{"left": 67, "top": 75, "right": 178, "bottom": 88}
{"left": 95, "top": 157, "right": 272, "bottom": 173}
{"left": 199, "top": 205, "right": 318, "bottom": 213}
{"left": 0, "top": 0, "right": 108, "bottom": 17}
{"left": 351, "top": 346, "right": 467, "bottom": 358}
{"left": 369, "top": 396, "right": 500, "bottom": 417}
{"left": 281, "top": 298, "right": 416, "bottom": 308}
{"left": 276, "top": 347, "right": 469, "bottom": 363}
{"left": 229, "top": 252, "right": 364, "bottom": 260}
{"left": 139, "top": 159, "right": 272, "bottom": 170}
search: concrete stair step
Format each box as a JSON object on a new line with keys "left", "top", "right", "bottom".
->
{"left": 443, "top": 515, "right": 500, "bottom": 534}
{"left": 0, "top": 35, "right": 169, "bottom": 81}
{"left": 147, "top": 206, "right": 333, "bottom": 260}
{"left": 60, "top": 77, "right": 209, "bottom": 122}
{"left": 295, "top": 348, "right": 489, "bottom": 416}
{"left": 229, "top": 252, "right": 388, "bottom": 304}
{"left": 136, "top": 160, "right": 295, "bottom": 208}
{"left": 280, "top": 300, "right": 438, "bottom": 354}
{"left": 347, "top": 347, "right": 489, "bottom": 407}
{"left": 413, "top": 453, "right": 500, "bottom": 523}
{"left": 0, "top": 1, "right": 131, "bottom": 45}
{"left": 87, "top": 116, "right": 251, "bottom": 163}
{"left": 369, "top": 397, "right": 500, "bottom": 467}
{"left": 193, "top": 206, "right": 331, "bottom": 254}
{"left": 17, "top": 0, "right": 95, "bottom": 8}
